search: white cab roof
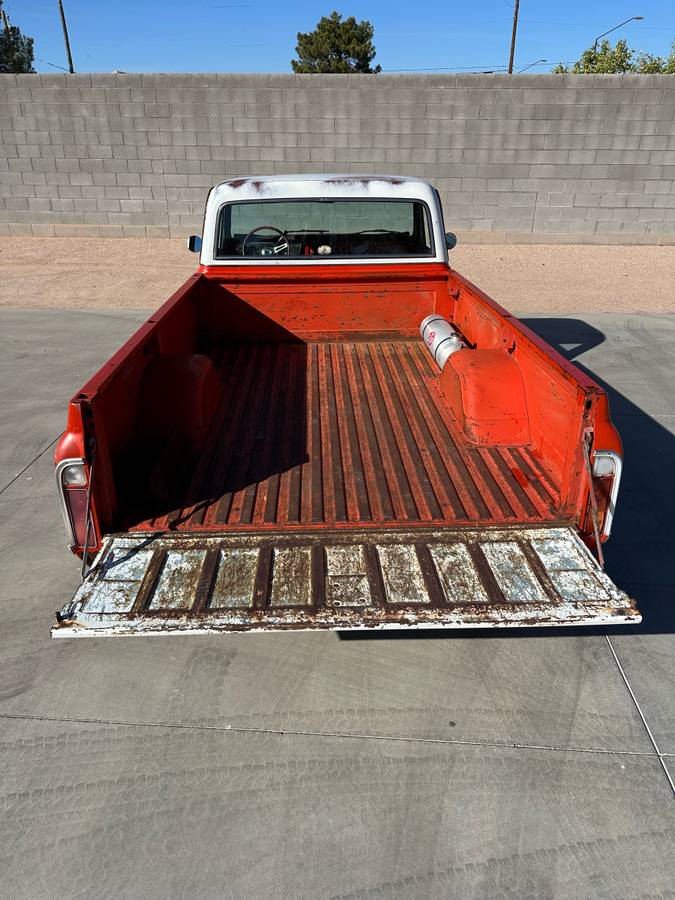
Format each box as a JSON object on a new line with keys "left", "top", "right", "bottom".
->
{"left": 199, "top": 174, "right": 447, "bottom": 267}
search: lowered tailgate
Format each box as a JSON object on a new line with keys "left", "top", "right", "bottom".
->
{"left": 52, "top": 525, "right": 640, "bottom": 637}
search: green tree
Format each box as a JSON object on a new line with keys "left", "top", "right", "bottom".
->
{"left": 292, "top": 11, "right": 381, "bottom": 74}
{"left": 553, "top": 37, "right": 675, "bottom": 74}
{"left": 636, "top": 41, "right": 675, "bottom": 74}
{"left": 0, "top": 0, "right": 35, "bottom": 74}
{"left": 553, "top": 38, "right": 635, "bottom": 74}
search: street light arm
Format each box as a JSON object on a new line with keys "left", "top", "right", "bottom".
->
{"left": 593, "top": 16, "right": 644, "bottom": 52}
{"left": 518, "top": 59, "right": 547, "bottom": 73}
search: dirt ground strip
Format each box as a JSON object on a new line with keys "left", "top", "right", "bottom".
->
{"left": 0, "top": 237, "right": 673, "bottom": 313}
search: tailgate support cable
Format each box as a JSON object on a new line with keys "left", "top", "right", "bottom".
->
{"left": 582, "top": 432, "right": 605, "bottom": 568}
{"left": 80, "top": 442, "right": 96, "bottom": 581}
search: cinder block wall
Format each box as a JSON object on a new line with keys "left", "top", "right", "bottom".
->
{"left": 1, "top": 72, "right": 674, "bottom": 243}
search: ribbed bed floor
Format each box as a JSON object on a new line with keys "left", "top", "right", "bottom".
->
{"left": 130, "top": 340, "right": 563, "bottom": 533}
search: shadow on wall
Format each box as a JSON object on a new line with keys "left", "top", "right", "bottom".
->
{"left": 342, "top": 318, "right": 674, "bottom": 638}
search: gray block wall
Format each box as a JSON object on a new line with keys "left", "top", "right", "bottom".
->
{"left": 1, "top": 72, "right": 674, "bottom": 243}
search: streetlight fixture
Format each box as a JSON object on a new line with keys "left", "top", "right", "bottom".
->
{"left": 593, "top": 16, "right": 644, "bottom": 53}
{"left": 518, "top": 59, "right": 547, "bottom": 73}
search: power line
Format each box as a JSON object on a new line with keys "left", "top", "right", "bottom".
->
{"left": 522, "top": 19, "right": 673, "bottom": 30}
{"left": 382, "top": 63, "right": 510, "bottom": 72}
{"left": 35, "top": 54, "right": 70, "bottom": 71}
{"left": 382, "top": 61, "right": 557, "bottom": 72}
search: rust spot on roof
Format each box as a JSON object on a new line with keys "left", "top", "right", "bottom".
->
{"left": 226, "top": 178, "right": 270, "bottom": 193}
{"left": 323, "top": 176, "right": 406, "bottom": 186}
{"left": 225, "top": 175, "right": 408, "bottom": 190}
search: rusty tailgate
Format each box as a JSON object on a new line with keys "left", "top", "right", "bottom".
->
{"left": 52, "top": 525, "right": 640, "bottom": 637}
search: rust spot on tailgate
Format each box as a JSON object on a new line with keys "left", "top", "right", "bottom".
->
{"left": 52, "top": 526, "right": 640, "bottom": 638}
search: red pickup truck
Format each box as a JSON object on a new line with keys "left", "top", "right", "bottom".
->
{"left": 53, "top": 175, "right": 639, "bottom": 637}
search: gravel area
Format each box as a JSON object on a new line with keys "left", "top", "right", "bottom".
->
{"left": 0, "top": 237, "right": 673, "bottom": 313}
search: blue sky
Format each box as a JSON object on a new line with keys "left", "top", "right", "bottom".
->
{"left": 10, "top": 0, "right": 674, "bottom": 75}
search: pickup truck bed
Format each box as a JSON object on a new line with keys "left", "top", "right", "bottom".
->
{"left": 129, "top": 339, "right": 561, "bottom": 535}
{"left": 52, "top": 175, "right": 639, "bottom": 637}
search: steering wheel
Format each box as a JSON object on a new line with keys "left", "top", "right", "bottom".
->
{"left": 241, "top": 225, "right": 290, "bottom": 256}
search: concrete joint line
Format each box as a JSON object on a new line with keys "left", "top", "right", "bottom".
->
{"left": 605, "top": 634, "right": 675, "bottom": 798}
{"left": 0, "top": 435, "right": 58, "bottom": 497}
{"left": 0, "top": 710, "right": 672, "bottom": 762}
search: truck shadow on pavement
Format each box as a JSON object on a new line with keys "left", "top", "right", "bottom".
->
{"left": 523, "top": 317, "right": 674, "bottom": 636}
{"left": 342, "top": 317, "right": 674, "bottom": 639}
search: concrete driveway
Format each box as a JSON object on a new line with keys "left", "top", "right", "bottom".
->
{"left": 0, "top": 308, "right": 673, "bottom": 899}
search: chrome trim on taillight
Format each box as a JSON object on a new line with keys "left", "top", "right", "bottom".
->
{"left": 592, "top": 450, "right": 622, "bottom": 539}
{"left": 55, "top": 457, "right": 86, "bottom": 549}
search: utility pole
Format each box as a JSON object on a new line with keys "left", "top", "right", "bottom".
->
{"left": 57, "top": 0, "right": 75, "bottom": 73}
{"left": 508, "top": 0, "right": 520, "bottom": 75}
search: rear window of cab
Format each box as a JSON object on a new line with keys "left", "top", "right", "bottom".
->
{"left": 214, "top": 198, "right": 435, "bottom": 259}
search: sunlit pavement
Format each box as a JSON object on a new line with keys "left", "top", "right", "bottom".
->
{"left": 1, "top": 308, "right": 673, "bottom": 900}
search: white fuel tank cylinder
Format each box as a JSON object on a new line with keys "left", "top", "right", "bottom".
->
{"left": 420, "top": 315, "right": 465, "bottom": 369}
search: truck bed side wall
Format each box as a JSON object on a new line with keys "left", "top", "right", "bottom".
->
{"left": 57, "top": 275, "right": 204, "bottom": 538}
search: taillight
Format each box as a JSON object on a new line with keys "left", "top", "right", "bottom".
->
{"left": 591, "top": 450, "right": 622, "bottom": 539}
{"left": 56, "top": 458, "right": 89, "bottom": 548}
